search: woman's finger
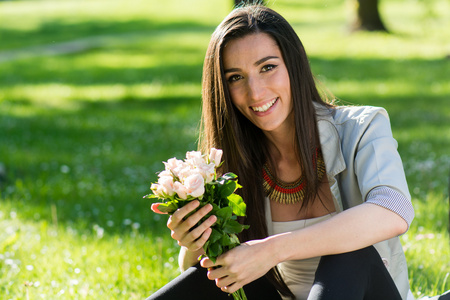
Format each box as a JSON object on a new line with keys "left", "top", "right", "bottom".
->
{"left": 167, "top": 200, "right": 200, "bottom": 229}
{"left": 182, "top": 214, "right": 216, "bottom": 249}
{"left": 176, "top": 209, "right": 216, "bottom": 249}
{"left": 216, "top": 276, "right": 237, "bottom": 290}
{"left": 180, "top": 227, "right": 213, "bottom": 251}
{"left": 188, "top": 214, "right": 216, "bottom": 241}
{"left": 175, "top": 203, "right": 213, "bottom": 233}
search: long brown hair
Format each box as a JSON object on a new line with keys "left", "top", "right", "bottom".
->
{"left": 199, "top": 5, "right": 332, "bottom": 298}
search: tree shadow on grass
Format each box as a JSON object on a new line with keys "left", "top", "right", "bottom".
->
{"left": 0, "top": 18, "right": 217, "bottom": 51}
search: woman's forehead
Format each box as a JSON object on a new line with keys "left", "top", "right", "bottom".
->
{"left": 222, "top": 33, "right": 280, "bottom": 67}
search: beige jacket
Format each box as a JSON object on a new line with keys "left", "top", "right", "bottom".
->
{"left": 316, "top": 104, "right": 413, "bottom": 300}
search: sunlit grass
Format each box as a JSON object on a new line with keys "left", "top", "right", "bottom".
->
{"left": 0, "top": 0, "right": 449, "bottom": 298}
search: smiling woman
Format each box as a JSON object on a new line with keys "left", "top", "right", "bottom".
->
{"left": 143, "top": 4, "right": 450, "bottom": 300}
{"left": 223, "top": 33, "right": 293, "bottom": 135}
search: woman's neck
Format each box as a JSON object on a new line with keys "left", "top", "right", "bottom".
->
{"left": 263, "top": 127, "right": 301, "bottom": 182}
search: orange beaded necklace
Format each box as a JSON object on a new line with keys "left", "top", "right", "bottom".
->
{"left": 262, "top": 150, "right": 326, "bottom": 204}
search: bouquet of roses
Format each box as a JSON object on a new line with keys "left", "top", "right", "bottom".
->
{"left": 145, "top": 148, "right": 249, "bottom": 300}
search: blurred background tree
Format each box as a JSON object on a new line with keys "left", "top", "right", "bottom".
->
{"left": 351, "top": 0, "right": 388, "bottom": 31}
{"left": 234, "top": 0, "right": 388, "bottom": 32}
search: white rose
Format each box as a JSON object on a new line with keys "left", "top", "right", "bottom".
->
{"left": 151, "top": 183, "right": 165, "bottom": 197}
{"left": 198, "top": 162, "right": 216, "bottom": 183}
{"left": 176, "top": 164, "right": 193, "bottom": 182}
{"left": 158, "top": 176, "right": 175, "bottom": 197}
{"left": 164, "top": 158, "right": 179, "bottom": 170}
{"left": 186, "top": 151, "right": 206, "bottom": 167}
{"left": 184, "top": 173, "right": 205, "bottom": 198}
{"left": 173, "top": 181, "right": 188, "bottom": 200}
{"left": 164, "top": 158, "right": 185, "bottom": 178}
{"left": 158, "top": 170, "right": 172, "bottom": 178}
{"left": 209, "top": 148, "right": 223, "bottom": 167}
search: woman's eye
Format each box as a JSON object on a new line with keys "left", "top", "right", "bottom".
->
{"left": 228, "top": 74, "right": 242, "bottom": 83}
{"left": 261, "top": 64, "right": 277, "bottom": 72}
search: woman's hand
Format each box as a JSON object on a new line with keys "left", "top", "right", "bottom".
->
{"left": 200, "top": 239, "right": 278, "bottom": 293}
{"left": 152, "top": 200, "right": 217, "bottom": 271}
{"left": 165, "top": 200, "right": 217, "bottom": 252}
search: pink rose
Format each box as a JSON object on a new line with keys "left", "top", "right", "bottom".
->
{"left": 157, "top": 176, "right": 175, "bottom": 197}
{"left": 209, "top": 148, "right": 223, "bottom": 167}
{"left": 173, "top": 181, "right": 188, "bottom": 200}
{"left": 184, "top": 173, "right": 205, "bottom": 198}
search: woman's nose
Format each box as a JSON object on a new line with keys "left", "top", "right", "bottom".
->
{"left": 247, "top": 76, "right": 265, "bottom": 101}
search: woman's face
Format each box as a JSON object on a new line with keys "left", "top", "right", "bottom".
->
{"left": 223, "top": 32, "right": 293, "bottom": 134}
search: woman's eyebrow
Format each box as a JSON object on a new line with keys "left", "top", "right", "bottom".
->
{"left": 254, "top": 55, "right": 279, "bottom": 66}
{"left": 224, "top": 56, "right": 280, "bottom": 74}
{"left": 224, "top": 67, "right": 240, "bottom": 74}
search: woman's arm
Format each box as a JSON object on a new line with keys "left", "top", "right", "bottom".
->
{"left": 201, "top": 202, "right": 407, "bottom": 293}
{"left": 178, "top": 246, "right": 205, "bottom": 272}
{"left": 271, "top": 202, "right": 407, "bottom": 262}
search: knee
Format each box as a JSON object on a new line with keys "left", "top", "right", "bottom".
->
{"left": 321, "top": 246, "right": 378, "bottom": 266}
{"left": 316, "top": 246, "right": 380, "bottom": 278}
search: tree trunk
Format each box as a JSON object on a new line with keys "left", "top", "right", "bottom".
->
{"left": 351, "top": 0, "right": 388, "bottom": 32}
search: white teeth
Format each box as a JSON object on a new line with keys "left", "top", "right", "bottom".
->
{"left": 251, "top": 98, "right": 277, "bottom": 112}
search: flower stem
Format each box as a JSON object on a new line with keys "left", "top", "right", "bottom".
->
{"left": 232, "top": 287, "right": 247, "bottom": 300}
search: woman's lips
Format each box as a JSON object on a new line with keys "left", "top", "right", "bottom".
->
{"left": 250, "top": 97, "right": 278, "bottom": 112}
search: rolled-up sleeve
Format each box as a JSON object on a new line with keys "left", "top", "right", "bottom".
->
{"left": 366, "top": 186, "right": 415, "bottom": 229}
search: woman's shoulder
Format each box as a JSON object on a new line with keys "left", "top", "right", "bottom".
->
{"left": 316, "top": 104, "right": 394, "bottom": 143}
{"left": 315, "top": 103, "right": 393, "bottom": 137}
{"left": 331, "top": 105, "right": 389, "bottom": 125}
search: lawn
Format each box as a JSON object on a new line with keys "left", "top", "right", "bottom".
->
{"left": 0, "top": 0, "right": 449, "bottom": 299}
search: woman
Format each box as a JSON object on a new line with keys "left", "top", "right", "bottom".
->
{"left": 149, "top": 5, "right": 417, "bottom": 300}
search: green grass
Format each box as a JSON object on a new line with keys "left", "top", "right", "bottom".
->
{"left": 0, "top": 0, "right": 449, "bottom": 298}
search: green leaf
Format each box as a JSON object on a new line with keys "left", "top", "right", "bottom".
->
{"left": 229, "top": 233, "right": 241, "bottom": 244}
{"left": 209, "top": 228, "right": 222, "bottom": 244}
{"left": 227, "top": 193, "right": 246, "bottom": 217}
{"left": 221, "top": 172, "right": 238, "bottom": 181}
{"left": 219, "top": 234, "right": 234, "bottom": 246}
{"left": 215, "top": 207, "right": 232, "bottom": 222}
{"left": 223, "top": 219, "right": 246, "bottom": 234}
{"left": 155, "top": 202, "right": 178, "bottom": 214}
{"left": 218, "top": 180, "right": 237, "bottom": 198}
{"left": 207, "top": 242, "right": 222, "bottom": 260}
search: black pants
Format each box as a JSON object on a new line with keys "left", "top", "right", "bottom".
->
{"left": 147, "top": 246, "right": 403, "bottom": 300}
